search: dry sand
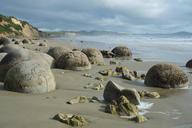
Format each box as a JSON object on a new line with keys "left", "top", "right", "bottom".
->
{"left": 0, "top": 38, "right": 191, "bottom": 128}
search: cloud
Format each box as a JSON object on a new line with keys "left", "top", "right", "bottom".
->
{"left": 0, "top": 0, "right": 192, "bottom": 33}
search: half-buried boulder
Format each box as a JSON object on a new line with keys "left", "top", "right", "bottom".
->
{"left": 0, "top": 49, "right": 30, "bottom": 81}
{"left": 186, "top": 59, "right": 192, "bottom": 68}
{"left": 56, "top": 51, "right": 91, "bottom": 70}
{"left": 28, "top": 50, "right": 55, "bottom": 68}
{"left": 112, "top": 46, "right": 132, "bottom": 57}
{"left": 0, "top": 44, "right": 21, "bottom": 53}
{"left": 47, "top": 46, "right": 71, "bottom": 60}
{"left": 0, "top": 37, "right": 11, "bottom": 45}
{"left": 144, "top": 64, "right": 188, "bottom": 88}
{"left": 4, "top": 60, "right": 56, "bottom": 93}
{"left": 22, "top": 39, "right": 30, "bottom": 44}
{"left": 100, "top": 50, "right": 115, "bottom": 58}
{"left": 82, "top": 48, "right": 104, "bottom": 64}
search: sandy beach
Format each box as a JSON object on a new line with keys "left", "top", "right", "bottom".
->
{"left": 0, "top": 38, "right": 191, "bottom": 128}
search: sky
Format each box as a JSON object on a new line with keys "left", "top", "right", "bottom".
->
{"left": 1, "top": 0, "right": 192, "bottom": 33}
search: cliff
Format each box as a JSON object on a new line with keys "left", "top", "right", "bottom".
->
{"left": 0, "top": 14, "right": 41, "bottom": 38}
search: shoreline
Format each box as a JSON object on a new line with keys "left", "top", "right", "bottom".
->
{"left": 0, "top": 37, "right": 191, "bottom": 128}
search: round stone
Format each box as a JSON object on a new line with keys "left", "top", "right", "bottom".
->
{"left": 112, "top": 46, "right": 132, "bottom": 57}
{"left": 144, "top": 64, "right": 188, "bottom": 88}
{"left": 56, "top": 51, "right": 91, "bottom": 70}
{"left": 4, "top": 60, "right": 56, "bottom": 93}
{"left": 82, "top": 48, "right": 104, "bottom": 64}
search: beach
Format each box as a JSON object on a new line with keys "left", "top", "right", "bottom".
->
{"left": 0, "top": 38, "right": 191, "bottom": 128}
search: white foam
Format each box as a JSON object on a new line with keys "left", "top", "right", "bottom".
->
{"left": 137, "top": 101, "right": 154, "bottom": 115}
{"left": 138, "top": 101, "right": 154, "bottom": 110}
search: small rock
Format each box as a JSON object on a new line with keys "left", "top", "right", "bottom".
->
{"left": 134, "top": 58, "right": 143, "bottom": 62}
{"left": 105, "top": 104, "right": 118, "bottom": 114}
{"left": 53, "top": 113, "right": 88, "bottom": 127}
{"left": 140, "top": 74, "right": 146, "bottom": 80}
{"left": 84, "top": 83, "right": 104, "bottom": 91}
{"left": 122, "top": 68, "right": 136, "bottom": 81}
{"left": 131, "top": 115, "right": 147, "bottom": 123}
{"left": 95, "top": 76, "right": 107, "bottom": 81}
{"left": 138, "top": 91, "right": 160, "bottom": 99}
{"left": 115, "top": 66, "right": 128, "bottom": 73}
{"left": 110, "top": 60, "right": 117, "bottom": 65}
{"left": 99, "top": 69, "right": 117, "bottom": 76}
{"left": 67, "top": 96, "right": 90, "bottom": 104}
{"left": 118, "top": 96, "right": 139, "bottom": 116}
{"left": 82, "top": 73, "right": 92, "bottom": 78}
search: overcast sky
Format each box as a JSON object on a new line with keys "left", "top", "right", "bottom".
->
{"left": 1, "top": 0, "right": 192, "bottom": 33}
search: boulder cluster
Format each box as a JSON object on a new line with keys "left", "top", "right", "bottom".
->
{"left": 101, "top": 46, "right": 132, "bottom": 58}
{"left": 0, "top": 37, "right": 55, "bottom": 94}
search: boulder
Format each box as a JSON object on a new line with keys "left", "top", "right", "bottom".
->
{"left": 0, "top": 44, "right": 21, "bottom": 53}
{"left": 0, "top": 53, "right": 7, "bottom": 61}
{"left": 100, "top": 50, "right": 115, "bottom": 58}
{"left": 14, "top": 41, "right": 23, "bottom": 45}
{"left": 39, "top": 42, "right": 47, "bottom": 47}
{"left": 82, "top": 48, "right": 104, "bottom": 64}
{"left": 0, "top": 37, "right": 11, "bottom": 45}
{"left": 186, "top": 59, "right": 192, "bottom": 68}
{"left": 103, "top": 81, "right": 122, "bottom": 103}
{"left": 121, "top": 88, "right": 140, "bottom": 105}
{"left": 103, "top": 81, "right": 140, "bottom": 105}
{"left": 0, "top": 49, "right": 30, "bottom": 81}
{"left": 22, "top": 39, "right": 30, "bottom": 44}
{"left": 29, "top": 51, "right": 55, "bottom": 68}
{"left": 112, "top": 46, "right": 132, "bottom": 57}
{"left": 56, "top": 51, "right": 91, "bottom": 71}
{"left": 144, "top": 64, "right": 188, "bottom": 88}
{"left": 4, "top": 60, "right": 56, "bottom": 93}
{"left": 47, "top": 46, "right": 71, "bottom": 60}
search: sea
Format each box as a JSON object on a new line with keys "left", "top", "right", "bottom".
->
{"left": 54, "top": 33, "right": 192, "bottom": 65}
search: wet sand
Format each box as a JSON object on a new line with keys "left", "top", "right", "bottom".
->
{"left": 0, "top": 38, "right": 191, "bottom": 128}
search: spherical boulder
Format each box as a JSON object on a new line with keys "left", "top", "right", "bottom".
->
{"left": 39, "top": 42, "right": 47, "bottom": 47}
{"left": 144, "top": 64, "right": 188, "bottom": 88}
{"left": 47, "top": 47, "right": 71, "bottom": 60}
{"left": 0, "top": 49, "right": 30, "bottom": 81}
{"left": 0, "top": 44, "right": 21, "bottom": 53}
{"left": 112, "top": 46, "right": 132, "bottom": 57}
{"left": 29, "top": 51, "right": 55, "bottom": 68}
{"left": 22, "top": 39, "right": 30, "bottom": 44}
{"left": 82, "top": 48, "right": 104, "bottom": 64}
{"left": 56, "top": 51, "right": 91, "bottom": 70}
{"left": 0, "top": 53, "right": 7, "bottom": 61}
{"left": 0, "top": 37, "right": 11, "bottom": 45}
{"left": 186, "top": 59, "right": 192, "bottom": 68}
{"left": 4, "top": 60, "right": 56, "bottom": 93}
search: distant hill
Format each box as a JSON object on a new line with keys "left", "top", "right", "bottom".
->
{"left": 46, "top": 30, "right": 128, "bottom": 37}
{"left": 138, "top": 31, "right": 192, "bottom": 37}
{"left": 0, "top": 14, "right": 42, "bottom": 38}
